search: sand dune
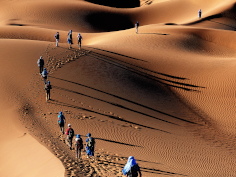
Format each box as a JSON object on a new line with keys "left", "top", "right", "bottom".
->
{"left": 0, "top": 0, "right": 236, "bottom": 176}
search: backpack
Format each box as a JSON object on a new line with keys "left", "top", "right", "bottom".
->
{"left": 75, "top": 138, "right": 83, "bottom": 149}
{"left": 45, "top": 84, "right": 52, "bottom": 91}
{"left": 58, "top": 114, "right": 64, "bottom": 124}
{"left": 68, "top": 128, "right": 74, "bottom": 138}
{"left": 87, "top": 137, "right": 94, "bottom": 147}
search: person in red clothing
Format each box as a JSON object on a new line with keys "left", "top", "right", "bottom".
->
{"left": 65, "top": 124, "right": 74, "bottom": 150}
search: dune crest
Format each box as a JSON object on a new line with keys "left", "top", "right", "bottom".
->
{"left": 0, "top": 0, "right": 236, "bottom": 176}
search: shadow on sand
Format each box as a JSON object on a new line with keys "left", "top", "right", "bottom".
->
{"left": 94, "top": 137, "right": 143, "bottom": 148}
{"left": 54, "top": 83, "right": 197, "bottom": 126}
{"left": 185, "top": 13, "right": 236, "bottom": 30}
{"left": 50, "top": 99, "right": 171, "bottom": 133}
{"left": 85, "top": 47, "right": 206, "bottom": 92}
{"left": 138, "top": 32, "right": 169, "bottom": 35}
{"left": 52, "top": 82, "right": 198, "bottom": 125}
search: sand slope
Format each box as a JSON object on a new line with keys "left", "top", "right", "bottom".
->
{"left": 0, "top": 0, "right": 236, "bottom": 176}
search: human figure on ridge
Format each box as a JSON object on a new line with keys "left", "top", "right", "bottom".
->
{"left": 44, "top": 80, "right": 52, "bottom": 102}
{"left": 85, "top": 133, "right": 95, "bottom": 158}
{"left": 58, "top": 112, "right": 66, "bottom": 134}
{"left": 75, "top": 134, "right": 83, "bottom": 159}
{"left": 65, "top": 124, "right": 74, "bottom": 150}
{"left": 198, "top": 9, "right": 202, "bottom": 18}
{"left": 77, "top": 33, "right": 82, "bottom": 50}
{"left": 122, "top": 156, "right": 142, "bottom": 177}
{"left": 41, "top": 68, "right": 48, "bottom": 84}
{"left": 54, "top": 32, "right": 60, "bottom": 47}
{"left": 67, "top": 30, "right": 73, "bottom": 49}
{"left": 135, "top": 21, "right": 139, "bottom": 34}
{"left": 37, "top": 56, "right": 44, "bottom": 74}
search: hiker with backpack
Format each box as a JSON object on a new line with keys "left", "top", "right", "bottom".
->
{"left": 41, "top": 68, "right": 48, "bottom": 84}
{"left": 65, "top": 124, "right": 74, "bottom": 150}
{"left": 75, "top": 134, "right": 83, "bottom": 159}
{"left": 58, "top": 112, "right": 66, "bottom": 134}
{"left": 54, "top": 32, "right": 60, "bottom": 47}
{"left": 37, "top": 56, "right": 44, "bottom": 74}
{"left": 45, "top": 81, "right": 52, "bottom": 102}
{"left": 85, "top": 133, "right": 95, "bottom": 158}
{"left": 77, "top": 33, "right": 82, "bottom": 49}
{"left": 122, "top": 156, "right": 142, "bottom": 177}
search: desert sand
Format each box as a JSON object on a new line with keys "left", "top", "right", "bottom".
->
{"left": 0, "top": 0, "right": 235, "bottom": 176}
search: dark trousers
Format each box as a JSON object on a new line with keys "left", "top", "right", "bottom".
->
{"left": 46, "top": 90, "right": 50, "bottom": 101}
{"left": 39, "top": 66, "right": 44, "bottom": 74}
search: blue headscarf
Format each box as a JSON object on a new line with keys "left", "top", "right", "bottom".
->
{"left": 58, "top": 112, "right": 63, "bottom": 117}
{"left": 122, "top": 156, "right": 137, "bottom": 175}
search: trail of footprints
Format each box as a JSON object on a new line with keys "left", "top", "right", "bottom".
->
{"left": 19, "top": 44, "right": 131, "bottom": 176}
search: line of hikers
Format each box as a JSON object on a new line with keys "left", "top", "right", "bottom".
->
{"left": 37, "top": 57, "right": 142, "bottom": 176}
{"left": 36, "top": 35, "right": 142, "bottom": 176}
{"left": 54, "top": 30, "right": 83, "bottom": 49}
{"left": 37, "top": 56, "right": 51, "bottom": 102}
{"left": 58, "top": 111, "right": 95, "bottom": 159}
{"left": 58, "top": 112, "right": 141, "bottom": 176}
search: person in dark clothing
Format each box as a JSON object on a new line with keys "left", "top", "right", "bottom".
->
{"left": 198, "top": 9, "right": 202, "bottom": 18}
{"left": 122, "top": 156, "right": 142, "bottom": 177}
{"left": 67, "top": 30, "right": 73, "bottom": 47}
{"left": 45, "top": 80, "right": 52, "bottom": 102}
{"left": 54, "top": 32, "right": 60, "bottom": 47}
{"left": 37, "top": 56, "right": 44, "bottom": 74}
{"left": 77, "top": 33, "right": 82, "bottom": 49}
{"left": 135, "top": 21, "right": 139, "bottom": 34}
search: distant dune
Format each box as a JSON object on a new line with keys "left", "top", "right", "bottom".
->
{"left": 0, "top": 0, "right": 235, "bottom": 176}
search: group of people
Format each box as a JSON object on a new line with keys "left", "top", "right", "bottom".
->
{"left": 57, "top": 112, "right": 141, "bottom": 176}
{"left": 36, "top": 60, "right": 142, "bottom": 176}
{"left": 37, "top": 30, "right": 142, "bottom": 176}
{"left": 54, "top": 30, "right": 83, "bottom": 49}
{"left": 37, "top": 56, "right": 51, "bottom": 102}
{"left": 57, "top": 112, "right": 95, "bottom": 160}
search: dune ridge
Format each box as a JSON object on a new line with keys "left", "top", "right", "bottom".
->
{"left": 0, "top": 0, "right": 236, "bottom": 176}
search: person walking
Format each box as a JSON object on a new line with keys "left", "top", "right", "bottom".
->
{"left": 85, "top": 133, "right": 95, "bottom": 158}
{"left": 45, "top": 81, "right": 52, "bottom": 102}
{"left": 122, "top": 156, "right": 142, "bottom": 177}
{"left": 54, "top": 32, "right": 60, "bottom": 47}
{"left": 37, "top": 56, "right": 44, "bottom": 74}
{"left": 135, "top": 21, "right": 139, "bottom": 34}
{"left": 65, "top": 124, "right": 74, "bottom": 150}
{"left": 75, "top": 134, "right": 83, "bottom": 159}
{"left": 41, "top": 68, "right": 48, "bottom": 84}
{"left": 67, "top": 30, "right": 73, "bottom": 48}
{"left": 198, "top": 9, "right": 202, "bottom": 18}
{"left": 77, "top": 33, "right": 82, "bottom": 49}
{"left": 67, "top": 34, "right": 72, "bottom": 49}
{"left": 58, "top": 112, "right": 66, "bottom": 134}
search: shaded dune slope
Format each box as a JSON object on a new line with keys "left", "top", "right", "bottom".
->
{"left": 0, "top": 0, "right": 134, "bottom": 32}
{"left": 83, "top": 0, "right": 140, "bottom": 8}
{"left": 0, "top": 0, "right": 236, "bottom": 177}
